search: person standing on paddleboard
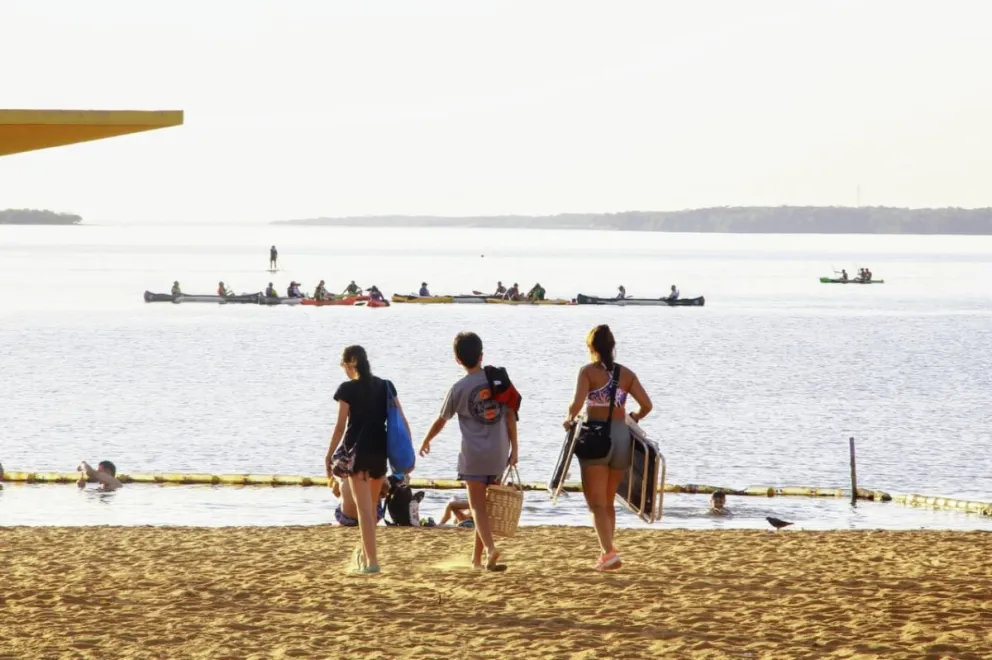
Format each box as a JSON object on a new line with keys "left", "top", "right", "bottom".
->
{"left": 269, "top": 245, "right": 278, "bottom": 270}
{"left": 563, "top": 324, "right": 653, "bottom": 571}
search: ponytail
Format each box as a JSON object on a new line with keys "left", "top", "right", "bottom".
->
{"left": 586, "top": 324, "right": 616, "bottom": 371}
{"left": 342, "top": 345, "right": 374, "bottom": 393}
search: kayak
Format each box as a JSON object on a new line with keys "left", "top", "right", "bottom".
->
{"left": 483, "top": 297, "right": 574, "bottom": 305}
{"left": 301, "top": 296, "right": 369, "bottom": 306}
{"left": 819, "top": 277, "right": 885, "bottom": 284}
{"left": 143, "top": 291, "right": 261, "bottom": 304}
{"left": 391, "top": 294, "right": 455, "bottom": 304}
{"left": 259, "top": 296, "right": 302, "bottom": 306}
{"left": 576, "top": 294, "right": 706, "bottom": 307}
{"left": 452, "top": 295, "right": 489, "bottom": 304}
{"left": 355, "top": 299, "right": 391, "bottom": 308}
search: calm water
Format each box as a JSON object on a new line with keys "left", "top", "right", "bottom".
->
{"left": 2, "top": 224, "right": 991, "bottom": 529}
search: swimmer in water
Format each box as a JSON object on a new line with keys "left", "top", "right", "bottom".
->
{"left": 76, "top": 460, "right": 123, "bottom": 492}
{"left": 709, "top": 490, "right": 728, "bottom": 514}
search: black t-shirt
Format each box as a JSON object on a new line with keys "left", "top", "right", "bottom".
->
{"left": 333, "top": 377, "right": 396, "bottom": 455}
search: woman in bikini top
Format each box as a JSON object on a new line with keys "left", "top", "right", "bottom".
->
{"left": 564, "top": 324, "right": 653, "bottom": 572}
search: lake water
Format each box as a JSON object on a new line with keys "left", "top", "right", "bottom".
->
{"left": 1, "top": 224, "right": 991, "bottom": 530}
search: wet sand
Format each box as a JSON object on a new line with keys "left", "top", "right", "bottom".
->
{"left": 1, "top": 527, "right": 989, "bottom": 659}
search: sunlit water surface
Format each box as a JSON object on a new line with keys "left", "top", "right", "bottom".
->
{"left": 2, "top": 225, "right": 990, "bottom": 529}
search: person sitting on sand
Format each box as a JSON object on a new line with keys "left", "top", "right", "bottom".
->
{"left": 564, "top": 324, "right": 653, "bottom": 571}
{"left": 76, "top": 460, "right": 123, "bottom": 492}
{"left": 331, "top": 476, "right": 386, "bottom": 527}
{"left": 420, "top": 332, "right": 518, "bottom": 571}
{"left": 709, "top": 491, "right": 729, "bottom": 514}
{"left": 440, "top": 498, "right": 474, "bottom": 526}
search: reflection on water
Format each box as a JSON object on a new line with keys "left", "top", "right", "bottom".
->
{"left": 2, "top": 226, "right": 992, "bottom": 529}
{"left": 2, "top": 484, "right": 990, "bottom": 531}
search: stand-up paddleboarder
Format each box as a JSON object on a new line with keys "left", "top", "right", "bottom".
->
{"left": 269, "top": 245, "right": 278, "bottom": 270}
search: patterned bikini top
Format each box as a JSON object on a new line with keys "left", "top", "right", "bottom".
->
{"left": 586, "top": 365, "right": 628, "bottom": 408}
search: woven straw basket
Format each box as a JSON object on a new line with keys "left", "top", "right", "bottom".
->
{"left": 486, "top": 466, "right": 524, "bottom": 538}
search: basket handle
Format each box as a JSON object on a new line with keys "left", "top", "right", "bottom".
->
{"left": 500, "top": 465, "right": 523, "bottom": 491}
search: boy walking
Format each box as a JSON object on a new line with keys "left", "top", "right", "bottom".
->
{"left": 420, "top": 332, "right": 518, "bottom": 571}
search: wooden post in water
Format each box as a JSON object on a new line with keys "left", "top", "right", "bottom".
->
{"left": 849, "top": 437, "right": 858, "bottom": 507}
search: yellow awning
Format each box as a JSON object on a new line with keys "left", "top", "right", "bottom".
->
{"left": 0, "top": 109, "right": 184, "bottom": 157}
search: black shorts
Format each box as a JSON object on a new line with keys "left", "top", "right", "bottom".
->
{"left": 351, "top": 452, "right": 387, "bottom": 480}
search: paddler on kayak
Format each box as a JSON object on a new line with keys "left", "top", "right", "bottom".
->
{"left": 265, "top": 282, "right": 278, "bottom": 298}
{"left": 665, "top": 285, "right": 680, "bottom": 301}
{"left": 342, "top": 280, "right": 363, "bottom": 296}
{"left": 419, "top": 282, "right": 430, "bottom": 297}
{"left": 617, "top": 285, "right": 626, "bottom": 300}
{"left": 171, "top": 281, "right": 182, "bottom": 296}
{"left": 368, "top": 285, "right": 385, "bottom": 302}
{"left": 287, "top": 281, "right": 304, "bottom": 298}
{"left": 526, "top": 283, "right": 546, "bottom": 301}
{"left": 217, "top": 281, "right": 232, "bottom": 297}
{"left": 840, "top": 269, "right": 849, "bottom": 282}
{"left": 504, "top": 283, "right": 521, "bottom": 301}
{"left": 493, "top": 281, "right": 507, "bottom": 297}
{"left": 314, "top": 280, "right": 328, "bottom": 301}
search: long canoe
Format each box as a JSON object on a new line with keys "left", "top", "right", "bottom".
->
{"left": 259, "top": 296, "right": 302, "bottom": 306}
{"left": 576, "top": 294, "right": 705, "bottom": 307}
{"left": 301, "top": 296, "right": 369, "bottom": 306}
{"left": 819, "top": 277, "right": 885, "bottom": 284}
{"left": 483, "top": 297, "right": 574, "bottom": 305}
{"left": 144, "top": 291, "right": 261, "bottom": 304}
{"left": 391, "top": 294, "right": 455, "bottom": 304}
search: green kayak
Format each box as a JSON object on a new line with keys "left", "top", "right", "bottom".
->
{"left": 819, "top": 277, "right": 885, "bottom": 284}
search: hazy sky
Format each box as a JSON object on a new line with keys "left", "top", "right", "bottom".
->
{"left": 2, "top": 0, "right": 991, "bottom": 223}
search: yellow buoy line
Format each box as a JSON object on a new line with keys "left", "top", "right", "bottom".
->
{"left": 2, "top": 471, "right": 989, "bottom": 516}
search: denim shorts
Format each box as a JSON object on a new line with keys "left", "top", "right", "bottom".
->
{"left": 335, "top": 504, "right": 385, "bottom": 526}
{"left": 458, "top": 474, "right": 500, "bottom": 485}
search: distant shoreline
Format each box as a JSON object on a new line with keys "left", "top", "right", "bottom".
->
{"left": 274, "top": 206, "right": 992, "bottom": 235}
{"left": 0, "top": 209, "right": 82, "bottom": 225}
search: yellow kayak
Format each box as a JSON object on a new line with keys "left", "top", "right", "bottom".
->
{"left": 483, "top": 297, "right": 574, "bottom": 305}
{"left": 391, "top": 294, "right": 455, "bottom": 304}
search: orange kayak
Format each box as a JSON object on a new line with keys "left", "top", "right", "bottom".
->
{"left": 301, "top": 296, "right": 369, "bottom": 306}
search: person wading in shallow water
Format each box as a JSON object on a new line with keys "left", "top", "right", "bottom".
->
{"left": 76, "top": 460, "right": 123, "bottom": 492}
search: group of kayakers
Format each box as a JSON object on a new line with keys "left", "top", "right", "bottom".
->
{"left": 169, "top": 279, "right": 385, "bottom": 302}
{"left": 490, "top": 281, "right": 547, "bottom": 301}
{"left": 837, "top": 268, "right": 874, "bottom": 282}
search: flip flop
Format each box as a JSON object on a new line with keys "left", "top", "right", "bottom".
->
{"left": 486, "top": 550, "right": 507, "bottom": 572}
{"left": 351, "top": 564, "right": 380, "bottom": 575}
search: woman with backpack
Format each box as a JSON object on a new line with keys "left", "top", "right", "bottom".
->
{"left": 563, "top": 325, "right": 653, "bottom": 571}
{"left": 325, "top": 345, "right": 412, "bottom": 574}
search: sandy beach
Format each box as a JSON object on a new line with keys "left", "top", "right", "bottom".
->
{"left": 1, "top": 527, "right": 989, "bottom": 659}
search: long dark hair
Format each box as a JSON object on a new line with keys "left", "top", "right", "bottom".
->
{"left": 342, "top": 345, "right": 374, "bottom": 394}
{"left": 586, "top": 324, "right": 616, "bottom": 371}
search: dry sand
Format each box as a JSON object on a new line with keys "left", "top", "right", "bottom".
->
{"left": 1, "top": 526, "right": 989, "bottom": 659}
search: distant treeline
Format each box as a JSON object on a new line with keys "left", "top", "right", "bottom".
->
{"left": 275, "top": 206, "right": 992, "bottom": 235}
{"left": 0, "top": 209, "right": 82, "bottom": 225}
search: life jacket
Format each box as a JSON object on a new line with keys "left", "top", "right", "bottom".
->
{"left": 484, "top": 365, "right": 522, "bottom": 420}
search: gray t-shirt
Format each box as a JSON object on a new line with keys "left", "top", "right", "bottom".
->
{"left": 440, "top": 369, "right": 511, "bottom": 477}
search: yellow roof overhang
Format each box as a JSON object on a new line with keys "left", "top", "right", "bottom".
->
{"left": 0, "top": 109, "right": 184, "bottom": 157}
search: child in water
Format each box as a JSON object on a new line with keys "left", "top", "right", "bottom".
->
{"left": 709, "top": 490, "right": 729, "bottom": 515}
